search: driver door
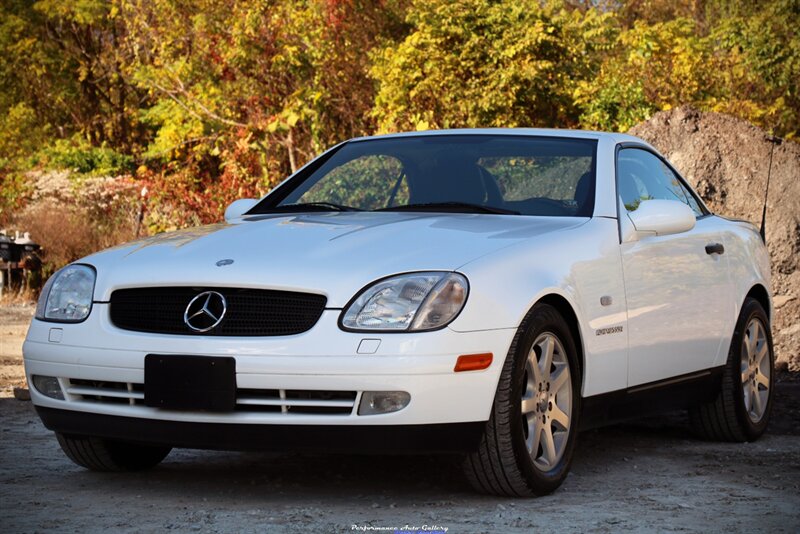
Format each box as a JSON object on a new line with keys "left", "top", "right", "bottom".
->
{"left": 617, "top": 148, "right": 734, "bottom": 387}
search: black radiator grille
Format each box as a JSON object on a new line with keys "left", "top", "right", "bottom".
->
{"left": 109, "top": 287, "right": 327, "bottom": 336}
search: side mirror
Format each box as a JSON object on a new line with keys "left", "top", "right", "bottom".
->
{"left": 627, "top": 199, "right": 696, "bottom": 237}
{"left": 224, "top": 199, "right": 258, "bottom": 223}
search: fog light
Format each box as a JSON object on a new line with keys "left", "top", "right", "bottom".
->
{"left": 32, "top": 375, "right": 64, "bottom": 400}
{"left": 358, "top": 391, "right": 410, "bottom": 415}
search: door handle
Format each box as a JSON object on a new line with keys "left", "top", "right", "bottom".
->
{"left": 705, "top": 242, "right": 725, "bottom": 255}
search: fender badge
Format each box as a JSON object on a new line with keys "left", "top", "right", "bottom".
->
{"left": 596, "top": 325, "right": 623, "bottom": 336}
{"left": 216, "top": 259, "right": 234, "bottom": 267}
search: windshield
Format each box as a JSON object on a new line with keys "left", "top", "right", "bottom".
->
{"left": 251, "top": 134, "right": 597, "bottom": 217}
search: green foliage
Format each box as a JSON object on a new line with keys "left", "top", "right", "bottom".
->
{"left": 42, "top": 136, "right": 134, "bottom": 176}
{"left": 575, "top": 1, "right": 800, "bottom": 136}
{"left": 371, "top": 0, "right": 615, "bottom": 131}
{"left": 575, "top": 18, "right": 712, "bottom": 131}
{"left": 1, "top": 0, "right": 798, "bottom": 240}
{"left": 0, "top": 103, "right": 47, "bottom": 170}
{"left": 704, "top": 0, "right": 800, "bottom": 136}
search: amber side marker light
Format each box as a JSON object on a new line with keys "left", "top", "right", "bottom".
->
{"left": 454, "top": 353, "right": 493, "bottom": 372}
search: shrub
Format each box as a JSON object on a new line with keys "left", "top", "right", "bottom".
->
{"left": 42, "top": 136, "right": 134, "bottom": 176}
{"left": 12, "top": 199, "right": 138, "bottom": 279}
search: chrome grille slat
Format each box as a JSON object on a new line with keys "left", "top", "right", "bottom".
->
{"left": 67, "top": 386, "right": 144, "bottom": 400}
{"left": 61, "top": 378, "right": 357, "bottom": 416}
{"left": 236, "top": 388, "right": 356, "bottom": 414}
{"left": 236, "top": 397, "right": 354, "bottom": 408}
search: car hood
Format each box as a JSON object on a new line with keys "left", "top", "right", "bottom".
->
{"left": 87, "top": 212, "right": 587, "bottom": 306}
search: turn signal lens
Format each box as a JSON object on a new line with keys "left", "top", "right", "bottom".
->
{"left": 454, "top": 353, "right": 493, "bottom": 372}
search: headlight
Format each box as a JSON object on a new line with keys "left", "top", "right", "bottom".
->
{"left": 340, "top": 272, "right": 468, "bottom": 332}
{"left": 35, "top": 264, "right": 96, "bottom": 322}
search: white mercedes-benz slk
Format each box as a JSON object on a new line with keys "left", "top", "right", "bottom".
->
{"left": 24, "top": 129, "right": 774, "bottom": 496}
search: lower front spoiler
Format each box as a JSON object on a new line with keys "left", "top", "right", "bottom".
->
{"left": 36, "top": 407, "right": 486, "bottom": 454}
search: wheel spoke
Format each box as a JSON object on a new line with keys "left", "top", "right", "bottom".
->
{"left": 526, "top": 357, "right": 541, "bottom": 388}
{"left": 752, "top": 384, "right": 763, "bottom": 415}
{"left": 527, "top": 417, "right": 542, "bottom": 455}
{"left": 757, "top": 389, "right": 769, "bottom": 416}
{"left": 552, "top": 430, "right": 568, "bottom": 461}
{"left": 539, "top": 336, "right": 554, "bottom": 380}
{"left": 755, "top": 342, "right": 769, "bottom": 367}
{"left": 748, "top": 322, "right": 760, "bottom": 357}
{"left": 551, "top": 404, "right": 570, "bottom": 430}
{"left": 541, "top": 424, "right": 557, "bottom": 465}
{"left": 756, "top": 370, "right": 770, "bottom": 389}
{"left": 743, "top": 384, "right": 752, "bottom": 412}
{"left": 551, "top": 364, "right": 569, "bottom": 393}
{"left": 521, "top": 397, "right": 538, "bottom": 415}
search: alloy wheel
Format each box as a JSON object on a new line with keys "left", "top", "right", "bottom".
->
{"left": 521, "top": 332, "right": 572, "bottom": 471}
{"left": 740, "top": 317, "right": 770, "bottom": 423}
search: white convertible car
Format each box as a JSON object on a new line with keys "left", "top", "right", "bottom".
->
{"left": 24, "top": 129, "right": 774, "bottom": 496}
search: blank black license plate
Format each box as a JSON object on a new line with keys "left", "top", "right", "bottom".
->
{"left": 144, "top": 355, "right": 236, "bottom": 412}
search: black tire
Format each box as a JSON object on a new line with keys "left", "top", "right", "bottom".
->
{"left": 690, "top": 297, "right": 774, "bottom": 442}
{"left": 56, "top": 433, "right": 171, "bottom": 471}
{"left": 463, "top": 303, "right": 581, "bottom": 497}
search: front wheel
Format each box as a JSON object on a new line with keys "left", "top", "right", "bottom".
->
{"left": 690, "top": 297, "right": 774, "bottom": 442}
{"left": 56, "top": 433, "right": 172, "bottom": 471}
{"left": 463, "top": 303, "right": 581, "bottom": 496}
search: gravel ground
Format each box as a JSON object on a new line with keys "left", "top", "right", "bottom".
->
{"left": 2, "top": 303, "right": 800, "bottom": 533}
{"left": 0, "top": 303, "right": 32, "bottom": 397}
{"left": 2, "top": 399, "right": 799, "bottom": 533}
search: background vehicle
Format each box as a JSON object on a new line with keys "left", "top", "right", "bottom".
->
{"left": 24, "top": 130, "right": 774, "bottom": 496}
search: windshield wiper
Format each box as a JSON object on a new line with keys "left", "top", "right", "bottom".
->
{"left": 257, "top": 202, "right": 364, "bottom": 213}
{"left": 376, "top": 202, "right": 520, "bottom": 215}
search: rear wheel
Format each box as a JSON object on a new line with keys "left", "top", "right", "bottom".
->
{"left": 56, "top": 433, "right": 171, "bottom": 471}
{"left": 463, "top": 303, "right": 581, "bottom": 496}
{"left": 690, "top": 297, "right": 774, "bottom": 441}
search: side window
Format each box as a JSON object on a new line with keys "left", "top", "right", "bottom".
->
{"left": 297, "top": 155, "right": 408, "bottom": 209}
{"left": 617, "top": 148, "right": 703, "bottom": 216}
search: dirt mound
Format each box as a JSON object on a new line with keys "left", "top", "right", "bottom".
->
{"left": 630, "top": 106, "right": 800, "bottom": 370}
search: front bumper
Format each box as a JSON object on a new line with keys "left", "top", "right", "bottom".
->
{"left": 24, "top": 306, "right": 516, "bottom": 432}
{"left": 36, "top": 407, "right": 486, "bottom": 452}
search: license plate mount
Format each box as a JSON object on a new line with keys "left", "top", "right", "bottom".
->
{"left": 144, "top": 355, "right": 236, "bottom": 412}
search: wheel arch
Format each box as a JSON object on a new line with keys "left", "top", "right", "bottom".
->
{"left": 531, "top": 293, "right": 585, "bottom": 386}
{"left": 745, "top": 284, "right": 771, "bottom": 321}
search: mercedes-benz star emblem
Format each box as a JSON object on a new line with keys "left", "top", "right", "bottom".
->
{"left": 184, "top": 291, "right": 227, "bottom": 332}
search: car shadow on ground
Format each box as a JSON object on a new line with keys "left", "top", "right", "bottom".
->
{"left": 20, "top": 413, "right": 712, "bottom": 501}
{"left": 3, "top": 374, "right": 798, "bottom": 504}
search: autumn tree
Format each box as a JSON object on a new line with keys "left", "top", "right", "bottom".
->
{"left": 371, "top": 0, "right": 615, "bottom": 131}
{"left": 2, "top": 0, "right": 798, "bottom": 229}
